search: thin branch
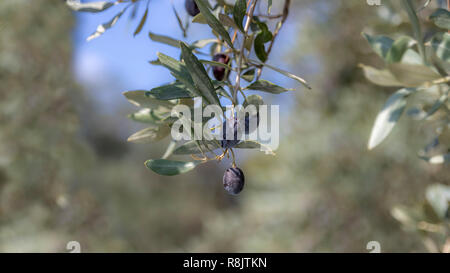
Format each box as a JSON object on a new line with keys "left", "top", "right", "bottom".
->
{"left": 256, "top": 0, "right": 291, "bottom": 80}
{"left": 233, "top": 0, "right": 258, "bottom": 104}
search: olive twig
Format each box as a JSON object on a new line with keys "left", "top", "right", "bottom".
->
{"left": 233, "top": 0, "right": 258, "bottom": 105}
{"left": 256, "top": 0, "right": 291, "bottom": 80}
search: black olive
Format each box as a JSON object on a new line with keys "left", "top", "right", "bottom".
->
{"left": 223, "top": 167, "right": 245, "bottom": 195}
{"left": 212, "top": 53, "right": 230, "bottom": 81}
{"left": 185, "top": 0, "right": 200, "bottom": 17}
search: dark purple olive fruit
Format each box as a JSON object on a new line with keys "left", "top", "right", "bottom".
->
{"left": 223, "top": 167, "right": 245, "bottom": 195}
{"left": 185, "top": 0, "right": 200, "bottom": 17}
{"left": 221, "top": 118, "right": 240, "bottom": 149}
{"left": 212, "top": 53, "right": 230, "bottom": 81}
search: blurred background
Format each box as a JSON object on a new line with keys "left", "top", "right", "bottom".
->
{"left": 0, "top": 0, "right": 448, "bottom": 252}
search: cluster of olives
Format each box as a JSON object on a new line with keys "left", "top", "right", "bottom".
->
{"left": 185, "top": 0, "right": 246, "bottom": 195}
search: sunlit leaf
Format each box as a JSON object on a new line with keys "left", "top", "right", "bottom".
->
{"left": 425, "top": 184, "right": 450, "bottom": 219}
{"left": 360, "top": 65, "right": 403, "bottom": 86}
{"left": 388, "top": 63, "right": 441, "bottom": 87}
{"left": 86, "top": 5, "right": 129, "bottom": 41}
{"left": 127, "top": 125, "right": 171, "bottom": 143}
{"left": 128, "top": 108, "right": 171, "bottom": 124}
{"left": 368, "top": 88, "right": 416, "bottom": 150}
{"left": 66, "top": 0, "right": 115, "bottom": 12}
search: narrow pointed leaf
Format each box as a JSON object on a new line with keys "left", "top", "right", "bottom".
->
{"left": 180, "top": 42, "right": 220, "bottom": 105}
{"left": 123, "top": 90, "right": 174, "bottom": 108}
{"left": 360, "top": 65, "right": 403, "bottom": 86}
{"left": 245, "top": 80, "right": 292, "bottom": 94}
{"left": 251, "top": 59, "right": 311, "bottom": 89}
{"left": 150, "top": 82, "right": 193, "bottom": 100}
{"left": 145, "top": 159, "right": 201, "bottom": 176}
{"left": 233, "top": 0, "right": 246, "bottom": 32}
{"left": 127, "top": 125, "right": 171, "bottom": 143}
{"left": 388, "top": 63, "right": 441, "bottom": 87}
{"left": 66, "top": 0, "right": 115, "bottom": 12}
{"left": 134, "top": 6, "right": 149, "bottom": 36}
{"left": 194, "top": 0, "right": 232, "bottom": 47}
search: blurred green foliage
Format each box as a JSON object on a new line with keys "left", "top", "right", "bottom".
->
{"left": 0, "top": 0, "right": 448, "bottom": 252}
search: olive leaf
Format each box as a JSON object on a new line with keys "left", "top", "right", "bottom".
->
{"left": 387, "top": 63, "right": 441, "bottom": 87}
{"left": 134, "top": 4, "right": 149, "bottom": 36}
{"left": 254, "top": 21, "right": 273, "bottom": 62}
{"left": 242, "top": 69, "right": 256, "bottom": 82}
{"left": 360, "top": 65, "right": 403, "bottom": 87}
{"left": 87, "top": 4, "right": 129, "bottom": 41}
{"left": 174, "top": 140, "right": 221, "bottom": 155}
{"left": 192, "top": 13, "right": 207, "bottom": 24}
{"left": 423, "top": 91, "right": 449, "bottom": 119}
{"left": 233, "top": 0, "right": 247, "bottom": 32}
{"left": 431, "top": 32, "right": 450, "bottom": 63}
{"left": 194, "top": 0, "right": 233, "bottom": 47}
{"left": 362, "top": 33, "right": 394, "bottom": 59}
{"left": 157, "top": 53, "right": 200, "bottom": 97}
{"left": 245, "top": 80, "right": 293, "bottom": 94}
{"left": 180, "top": 42, "right": 221, "bottom": 105}
{"left": 219, "top": 14, "right": 238, "bottom": 29}
{"left": 425, "top": 184, "right": 450, "bottom": 220}
{"left": 368, "top": 88, "right": 416, "bottom": 150}
{"left": 402, "top": 0, "right": 426, "bottom": 62}
{"left": 250, "top": 59, "right": 311, "bottom": 89}
{"left": 145, "top": 159, "right": 201, "bottom": 176}
{"left": 429, "top": 8, "right": 450, "bottom": 30}
{"left": 150, "top": 82, "right": 194, "bottom": 100}
{"left": 386, "top": 36, "right": 414, "bottom": 64}
{"left": 66, "top": 0, "right": 115, "bottom": 12}
{"left": 123, "top": 90, "right": 175, "bottom": 109}
{"left": 127, "top": 125, "right": 171, "bottom": 143}
{"left": 128, "top": 108, "right": 172, "bottom": 124}
{"left": 149, "top": 32, "right": 181, "bottom": 48}
{"left": 243, "top": 94, "right": 264, "bottom": 109}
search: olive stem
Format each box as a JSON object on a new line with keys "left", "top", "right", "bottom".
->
{"left": 230, "top": 148, "right": 237, "bottom": 168}
{"left": 233, "top": 0, "right": 258, "bottom": 105}
{"left": 256, "top": 0, "right": 291, "bottom": 80}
